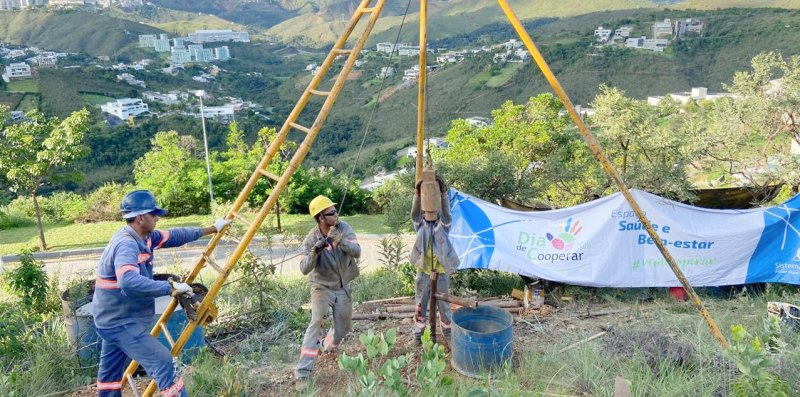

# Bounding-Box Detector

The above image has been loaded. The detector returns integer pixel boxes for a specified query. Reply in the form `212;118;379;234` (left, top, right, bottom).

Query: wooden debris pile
352;293;556;321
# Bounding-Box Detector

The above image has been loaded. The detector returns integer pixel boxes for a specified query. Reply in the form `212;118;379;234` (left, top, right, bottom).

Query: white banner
448;189;800;287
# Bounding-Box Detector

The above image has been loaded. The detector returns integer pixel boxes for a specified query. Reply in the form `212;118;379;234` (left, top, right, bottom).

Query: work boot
413;332;422;345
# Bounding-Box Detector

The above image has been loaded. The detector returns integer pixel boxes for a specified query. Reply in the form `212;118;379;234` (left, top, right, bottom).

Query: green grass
485;62;524;88
5;79;39;93
79;93;116;107
15;93;38;111
0;213;390;255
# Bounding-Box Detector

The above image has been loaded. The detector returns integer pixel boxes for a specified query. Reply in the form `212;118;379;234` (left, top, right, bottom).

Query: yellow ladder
119;0;388;394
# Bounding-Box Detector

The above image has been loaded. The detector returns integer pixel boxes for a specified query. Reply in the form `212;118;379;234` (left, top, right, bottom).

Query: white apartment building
614;26;632;40
187;30;249;44
153;38;170;52
139;34;156;48
213;46;230;61
198;106;235;123
594;26;612;42
377;66;395;78
675;18;705;36
101;98;149;119
376;42;397;53
2;62;32;82
647;87;739;106
170;48;192;64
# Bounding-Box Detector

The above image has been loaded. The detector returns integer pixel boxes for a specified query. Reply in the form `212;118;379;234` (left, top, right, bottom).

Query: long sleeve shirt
409;191;460;274
92;225;201;329
299;220;360;290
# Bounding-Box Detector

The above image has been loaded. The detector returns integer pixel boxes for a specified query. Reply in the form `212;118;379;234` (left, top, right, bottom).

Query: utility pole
195;90;215;208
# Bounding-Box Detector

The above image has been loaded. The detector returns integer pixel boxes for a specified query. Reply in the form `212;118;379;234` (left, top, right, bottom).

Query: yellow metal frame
121;0;389;394
122;0;728;394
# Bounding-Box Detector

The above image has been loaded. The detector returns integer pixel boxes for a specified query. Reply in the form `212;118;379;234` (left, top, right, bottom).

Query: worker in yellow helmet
294;195;361;390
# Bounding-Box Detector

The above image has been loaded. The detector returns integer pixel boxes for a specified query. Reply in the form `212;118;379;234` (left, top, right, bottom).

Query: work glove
436;175;447;195
169;280;194;298
327;226;344;244
312;238;328;254
214;218;232;233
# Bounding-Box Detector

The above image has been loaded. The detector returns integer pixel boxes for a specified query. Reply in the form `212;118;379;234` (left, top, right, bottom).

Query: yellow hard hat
309;195;335;217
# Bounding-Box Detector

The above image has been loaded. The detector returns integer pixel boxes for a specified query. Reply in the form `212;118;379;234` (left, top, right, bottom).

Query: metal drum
450;305;513;378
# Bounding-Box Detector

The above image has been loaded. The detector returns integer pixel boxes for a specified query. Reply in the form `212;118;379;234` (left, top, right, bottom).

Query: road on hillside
40;234;415;283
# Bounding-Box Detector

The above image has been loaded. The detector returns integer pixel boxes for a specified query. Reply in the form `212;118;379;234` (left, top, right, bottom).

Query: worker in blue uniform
92;190;231;397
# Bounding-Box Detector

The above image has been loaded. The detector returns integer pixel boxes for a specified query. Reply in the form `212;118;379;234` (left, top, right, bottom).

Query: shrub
4;250;50;312
79;182;132;223
40;191;88;223
0;208;33;230
3;196;36;219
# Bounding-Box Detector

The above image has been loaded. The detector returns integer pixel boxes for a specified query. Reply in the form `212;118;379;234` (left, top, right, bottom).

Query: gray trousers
294;285;352;379
413;272;452;336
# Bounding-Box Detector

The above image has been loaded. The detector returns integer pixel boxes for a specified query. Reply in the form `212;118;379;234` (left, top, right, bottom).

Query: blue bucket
451;305;513;378
65;295;205;368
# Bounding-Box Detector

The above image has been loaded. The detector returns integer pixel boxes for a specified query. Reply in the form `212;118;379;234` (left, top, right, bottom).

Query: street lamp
195;90;214;207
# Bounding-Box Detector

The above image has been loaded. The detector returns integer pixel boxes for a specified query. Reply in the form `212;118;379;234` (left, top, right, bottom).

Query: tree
696;52;800;200
438;94;593;207
133;131;207;216
591;85;703;202
0;108;90;251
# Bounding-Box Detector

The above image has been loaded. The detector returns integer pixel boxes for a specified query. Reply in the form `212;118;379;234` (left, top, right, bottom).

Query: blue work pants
95;322;187;397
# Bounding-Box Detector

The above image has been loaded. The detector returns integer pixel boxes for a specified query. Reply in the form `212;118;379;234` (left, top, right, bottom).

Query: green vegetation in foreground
4;79;39;93
0;213;390;255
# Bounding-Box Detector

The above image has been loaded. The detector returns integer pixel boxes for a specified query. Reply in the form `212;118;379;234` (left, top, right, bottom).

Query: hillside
290;7;800;171
264;0;800;47
109;5;254;36
0;9;163;57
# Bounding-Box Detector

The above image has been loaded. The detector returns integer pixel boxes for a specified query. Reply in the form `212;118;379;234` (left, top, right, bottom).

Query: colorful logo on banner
547;217;582;251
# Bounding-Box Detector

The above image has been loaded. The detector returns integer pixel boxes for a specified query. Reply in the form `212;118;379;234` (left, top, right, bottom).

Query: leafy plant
725;324;790;397
378;233;406;269
417;327;453;394
339;328;409;397
4;250;49;312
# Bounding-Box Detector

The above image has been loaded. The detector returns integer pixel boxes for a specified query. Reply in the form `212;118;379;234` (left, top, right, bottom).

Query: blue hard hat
120;190;168;219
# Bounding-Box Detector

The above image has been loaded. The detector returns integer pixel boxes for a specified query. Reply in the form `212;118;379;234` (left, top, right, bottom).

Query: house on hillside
647;87;739;106
652;19;673;38
101;98;149;120
594;26;612;42
2;62;32;82
197;106;235;124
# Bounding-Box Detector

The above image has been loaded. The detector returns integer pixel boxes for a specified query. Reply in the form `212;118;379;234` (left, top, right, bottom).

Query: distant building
153;38;170;52
48;0;85;8
376;42;397;53
213;46;231;61
8;110;25;123
142;91;179;105
647;87;738;106
170;48;192;64
464;117;491;128
30;53;57;67
198;106;235;123
2;62;32;82
594;26;612;42
652;19;673;38
101;98;149;119
377;66;395;78
172;38;185;48
614;26;632;40
503;39;523;50
138;34;157;48
675;18;705;37
187;29;249;44
397;44;421;56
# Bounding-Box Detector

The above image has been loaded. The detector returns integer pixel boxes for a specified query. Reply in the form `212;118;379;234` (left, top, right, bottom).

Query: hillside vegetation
292;8;800;171
265;0;800;46
0;9;163;56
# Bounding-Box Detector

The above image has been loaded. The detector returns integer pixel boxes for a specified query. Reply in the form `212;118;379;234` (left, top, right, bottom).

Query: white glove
214;218;232;233
170;281;194;298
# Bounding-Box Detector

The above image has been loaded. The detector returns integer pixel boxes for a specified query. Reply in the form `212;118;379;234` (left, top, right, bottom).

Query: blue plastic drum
451;305;513;378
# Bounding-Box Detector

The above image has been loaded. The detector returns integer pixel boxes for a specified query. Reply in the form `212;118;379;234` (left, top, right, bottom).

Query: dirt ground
68;298;650;397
